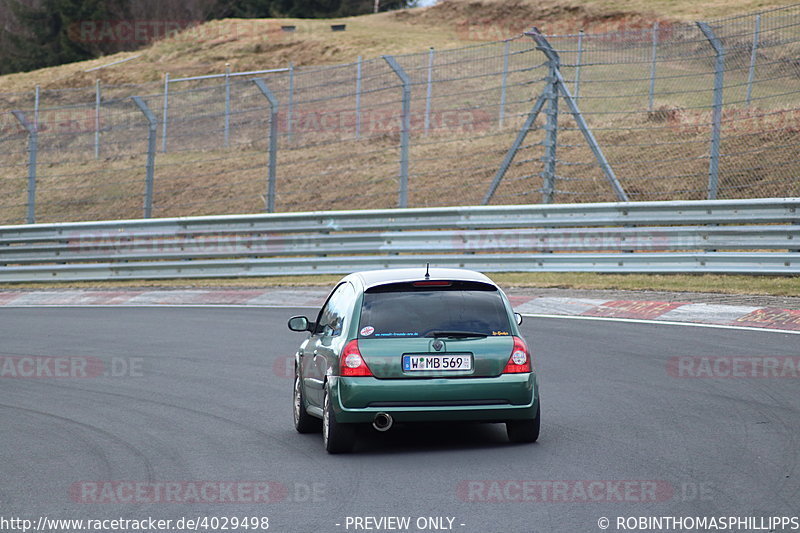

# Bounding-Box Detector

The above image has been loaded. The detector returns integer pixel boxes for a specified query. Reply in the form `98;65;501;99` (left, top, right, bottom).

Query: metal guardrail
0;199;798;282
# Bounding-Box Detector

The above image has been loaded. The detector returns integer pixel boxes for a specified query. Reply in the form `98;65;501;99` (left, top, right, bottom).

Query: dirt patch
396;0;668;38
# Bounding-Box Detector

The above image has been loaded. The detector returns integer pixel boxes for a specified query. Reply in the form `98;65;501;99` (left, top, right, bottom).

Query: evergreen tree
1;0;118;74
0;0;417;75
219;0;277;18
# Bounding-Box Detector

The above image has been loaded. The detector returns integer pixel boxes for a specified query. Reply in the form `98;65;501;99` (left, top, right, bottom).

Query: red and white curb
1;289;799;333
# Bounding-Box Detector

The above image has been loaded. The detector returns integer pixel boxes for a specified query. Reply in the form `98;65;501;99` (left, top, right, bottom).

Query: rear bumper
330;373;538;424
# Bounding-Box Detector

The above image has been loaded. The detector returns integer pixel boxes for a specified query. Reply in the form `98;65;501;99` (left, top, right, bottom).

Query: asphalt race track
1;307;798;533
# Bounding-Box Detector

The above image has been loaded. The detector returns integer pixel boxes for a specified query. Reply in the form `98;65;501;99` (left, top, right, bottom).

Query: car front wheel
323;384;355;454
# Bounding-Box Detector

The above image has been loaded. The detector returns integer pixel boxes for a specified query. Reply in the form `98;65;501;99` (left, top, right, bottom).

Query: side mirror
514;312;523;326
288;316;311;332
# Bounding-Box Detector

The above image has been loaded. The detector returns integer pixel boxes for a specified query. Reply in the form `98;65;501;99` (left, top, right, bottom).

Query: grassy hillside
0;0;793;93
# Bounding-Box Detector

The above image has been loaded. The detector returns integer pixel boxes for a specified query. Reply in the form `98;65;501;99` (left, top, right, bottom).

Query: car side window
315;282;355;337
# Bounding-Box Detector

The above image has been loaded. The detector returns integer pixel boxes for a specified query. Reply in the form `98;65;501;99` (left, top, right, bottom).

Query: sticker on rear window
492;331;510;336
360;326;375;336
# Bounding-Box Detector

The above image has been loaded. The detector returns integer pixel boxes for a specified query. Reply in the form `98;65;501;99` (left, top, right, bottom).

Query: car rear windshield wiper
424;330;488;338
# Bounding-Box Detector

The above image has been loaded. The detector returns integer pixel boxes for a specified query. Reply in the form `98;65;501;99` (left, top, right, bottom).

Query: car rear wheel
293;369;321;434
506;401;540;443
322;384;355;454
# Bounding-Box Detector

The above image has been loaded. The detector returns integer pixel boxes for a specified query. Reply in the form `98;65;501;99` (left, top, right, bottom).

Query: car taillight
340;339;373;377
503;336;531;373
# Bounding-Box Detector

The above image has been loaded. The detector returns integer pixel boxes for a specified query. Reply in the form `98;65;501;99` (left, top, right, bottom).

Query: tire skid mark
17;378;336;477
740;379;800;507
0;401;157;511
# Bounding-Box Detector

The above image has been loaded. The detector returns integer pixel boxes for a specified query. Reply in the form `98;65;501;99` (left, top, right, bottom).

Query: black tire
293;369;321;434
322;384;355;454
506;401;540;443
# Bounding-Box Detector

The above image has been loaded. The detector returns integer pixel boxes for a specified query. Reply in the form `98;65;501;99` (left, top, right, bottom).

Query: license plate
402;354;472;372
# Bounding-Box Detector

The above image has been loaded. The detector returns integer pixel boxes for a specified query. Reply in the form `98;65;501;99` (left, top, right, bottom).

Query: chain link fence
504;5;800;205
1;4;799;224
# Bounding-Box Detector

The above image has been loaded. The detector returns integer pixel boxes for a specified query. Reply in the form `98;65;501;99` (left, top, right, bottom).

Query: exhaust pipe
372;412;393;432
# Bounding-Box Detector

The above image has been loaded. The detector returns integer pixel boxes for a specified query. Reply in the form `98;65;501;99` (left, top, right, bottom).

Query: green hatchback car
287;267;540;453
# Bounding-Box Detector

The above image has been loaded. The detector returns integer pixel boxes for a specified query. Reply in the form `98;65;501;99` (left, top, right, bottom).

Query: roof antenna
424;263;430;279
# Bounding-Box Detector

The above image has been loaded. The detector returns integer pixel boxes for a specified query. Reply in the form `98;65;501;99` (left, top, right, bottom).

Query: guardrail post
253;79;279;213
131;97;157;218
527;28;629;202
746;14;760;107
11;111;38;224
383;55;411;208
161;72;170;153
697;22;725;200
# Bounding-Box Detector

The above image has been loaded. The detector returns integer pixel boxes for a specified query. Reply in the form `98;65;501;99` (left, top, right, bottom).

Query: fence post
424;48;434;135
355;56;363;139
649;22;659;111
383;55;410;208
542;51;559;204
527;28;629;202
161;72;170;153
482;94;547;205
94;79;101;159
34;85;40;132
574;30;584;100
287;62;294;143
697;22;724;200
499;40;510;128
11;111;37;224
224;64;231;147
131;97;157;219
253;79;279;213
746;14;761;107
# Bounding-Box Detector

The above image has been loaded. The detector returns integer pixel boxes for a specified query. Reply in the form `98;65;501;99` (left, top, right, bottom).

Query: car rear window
358;281;511;338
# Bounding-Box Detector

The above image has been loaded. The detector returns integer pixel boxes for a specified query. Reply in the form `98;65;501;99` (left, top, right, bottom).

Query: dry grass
0;0;794;94
493;272;800;296
3;273;799;297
